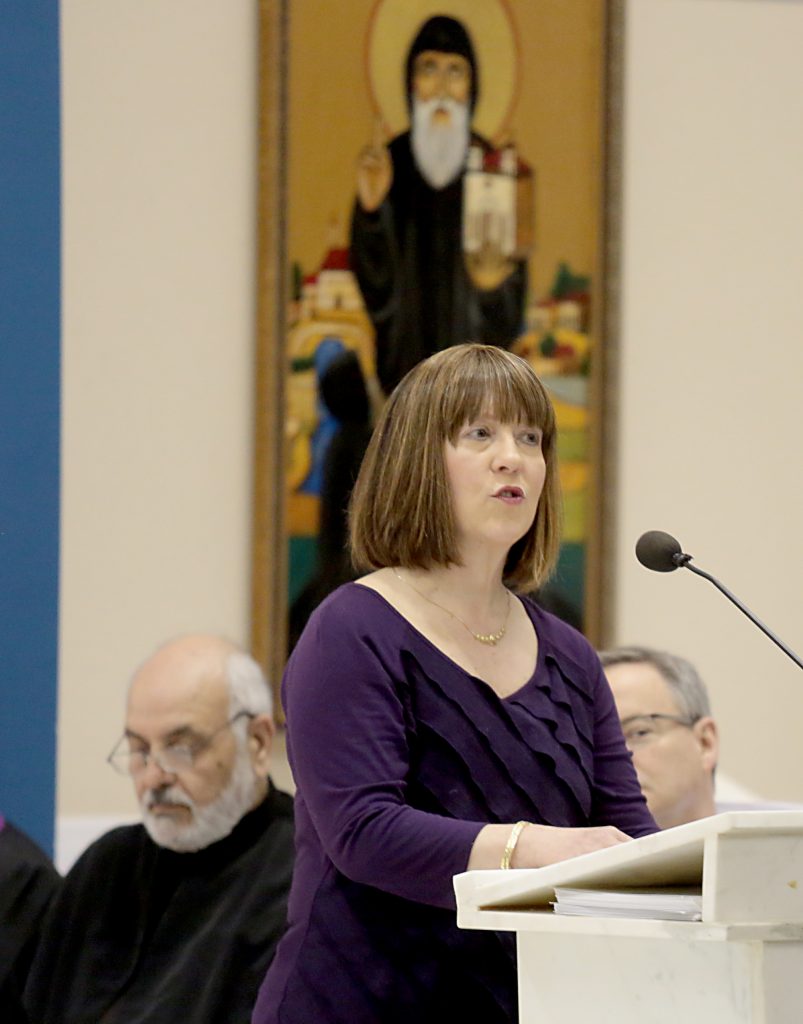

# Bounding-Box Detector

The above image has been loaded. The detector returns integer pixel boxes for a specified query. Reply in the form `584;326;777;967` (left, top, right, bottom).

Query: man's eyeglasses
106;710;254;776
620;713;698;749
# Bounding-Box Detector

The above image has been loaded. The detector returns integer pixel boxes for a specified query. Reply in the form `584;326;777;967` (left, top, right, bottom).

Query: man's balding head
122;635;274;852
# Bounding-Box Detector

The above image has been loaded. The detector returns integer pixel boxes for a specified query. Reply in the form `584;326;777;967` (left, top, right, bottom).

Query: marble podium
454;811;803;1024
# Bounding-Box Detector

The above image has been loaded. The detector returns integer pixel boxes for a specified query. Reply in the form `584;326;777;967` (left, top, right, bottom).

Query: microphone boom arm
682;561;803;671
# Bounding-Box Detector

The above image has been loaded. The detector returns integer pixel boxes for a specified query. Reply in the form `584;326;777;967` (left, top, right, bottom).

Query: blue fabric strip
0;0;61;854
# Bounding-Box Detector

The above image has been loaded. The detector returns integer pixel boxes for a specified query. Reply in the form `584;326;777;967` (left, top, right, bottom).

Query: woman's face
444;413;546;554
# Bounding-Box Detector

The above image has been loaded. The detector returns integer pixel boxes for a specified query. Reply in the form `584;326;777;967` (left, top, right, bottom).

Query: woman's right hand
511;823;631;868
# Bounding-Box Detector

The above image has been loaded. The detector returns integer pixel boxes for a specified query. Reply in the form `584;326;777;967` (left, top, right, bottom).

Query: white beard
411;95;470;189
140;744;261;853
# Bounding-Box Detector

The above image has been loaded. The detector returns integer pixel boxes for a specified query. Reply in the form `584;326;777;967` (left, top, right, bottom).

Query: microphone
635;530;803;671
635;530;692;572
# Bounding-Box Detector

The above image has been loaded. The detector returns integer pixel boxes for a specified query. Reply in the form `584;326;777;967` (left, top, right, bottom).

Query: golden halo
365;0;520;143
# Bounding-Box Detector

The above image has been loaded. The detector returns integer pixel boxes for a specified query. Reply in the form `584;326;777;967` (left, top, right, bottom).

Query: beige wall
614;0;803;801
59;0;259;819
58;0;803;837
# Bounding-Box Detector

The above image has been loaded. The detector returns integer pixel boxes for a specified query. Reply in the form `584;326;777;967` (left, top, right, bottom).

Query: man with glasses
598;646;719;830
24;634;294;1024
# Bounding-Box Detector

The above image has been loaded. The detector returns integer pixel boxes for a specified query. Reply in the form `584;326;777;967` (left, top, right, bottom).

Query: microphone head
635;530;684;572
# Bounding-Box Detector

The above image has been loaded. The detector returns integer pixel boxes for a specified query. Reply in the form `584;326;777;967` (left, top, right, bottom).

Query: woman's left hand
510;822;631;868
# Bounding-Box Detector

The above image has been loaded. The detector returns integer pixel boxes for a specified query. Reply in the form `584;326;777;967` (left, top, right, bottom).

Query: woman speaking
252;344;656;1023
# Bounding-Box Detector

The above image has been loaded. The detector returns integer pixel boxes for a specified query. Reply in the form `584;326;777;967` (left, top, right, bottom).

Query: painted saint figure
350;15;529;395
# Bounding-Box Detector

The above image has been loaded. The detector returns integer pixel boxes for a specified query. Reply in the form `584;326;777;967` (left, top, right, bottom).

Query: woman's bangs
489;363;554;432
440;369;490;437
440;355;554;437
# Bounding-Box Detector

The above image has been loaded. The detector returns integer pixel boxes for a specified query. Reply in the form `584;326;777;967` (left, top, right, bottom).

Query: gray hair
226;649;273;720
597;645;712;722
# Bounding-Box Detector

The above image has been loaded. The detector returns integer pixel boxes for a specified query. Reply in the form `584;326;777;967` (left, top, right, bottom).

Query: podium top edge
453;810;803;910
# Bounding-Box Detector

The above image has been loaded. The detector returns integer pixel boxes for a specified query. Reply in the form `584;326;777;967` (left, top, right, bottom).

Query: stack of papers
552;886;703;921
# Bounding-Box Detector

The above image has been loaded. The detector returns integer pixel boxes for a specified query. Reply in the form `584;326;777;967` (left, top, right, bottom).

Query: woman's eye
467;426;490;440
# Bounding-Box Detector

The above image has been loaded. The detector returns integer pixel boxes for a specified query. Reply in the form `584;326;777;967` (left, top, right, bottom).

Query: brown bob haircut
349;343;561;591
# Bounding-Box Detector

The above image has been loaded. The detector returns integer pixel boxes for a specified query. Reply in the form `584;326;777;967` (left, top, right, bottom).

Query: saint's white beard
411;95;470;189
140;742;260;853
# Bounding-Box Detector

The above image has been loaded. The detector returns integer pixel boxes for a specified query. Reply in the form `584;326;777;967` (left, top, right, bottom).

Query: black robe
350;131;527;395
23;785;294;1024
0;819;61;1022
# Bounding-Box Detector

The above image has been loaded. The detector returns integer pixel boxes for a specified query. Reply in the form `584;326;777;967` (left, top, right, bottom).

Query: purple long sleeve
284;591;486;909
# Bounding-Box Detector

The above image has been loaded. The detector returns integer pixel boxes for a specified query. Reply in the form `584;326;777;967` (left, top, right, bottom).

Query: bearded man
24;635;294;1024
350;14;528;395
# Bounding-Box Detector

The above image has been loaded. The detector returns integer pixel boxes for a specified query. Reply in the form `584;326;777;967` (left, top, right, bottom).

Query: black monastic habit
350;131;527;396
0;818;61;1022
24;784;293;1024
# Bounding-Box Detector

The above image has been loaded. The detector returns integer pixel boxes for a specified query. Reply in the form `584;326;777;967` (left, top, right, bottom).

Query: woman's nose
492;432;521;470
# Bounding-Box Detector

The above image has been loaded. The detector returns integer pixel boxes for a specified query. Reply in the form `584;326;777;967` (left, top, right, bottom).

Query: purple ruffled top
252;583;656;1023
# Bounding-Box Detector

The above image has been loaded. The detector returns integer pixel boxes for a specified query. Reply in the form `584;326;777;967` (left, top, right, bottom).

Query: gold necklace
393;570;511;646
